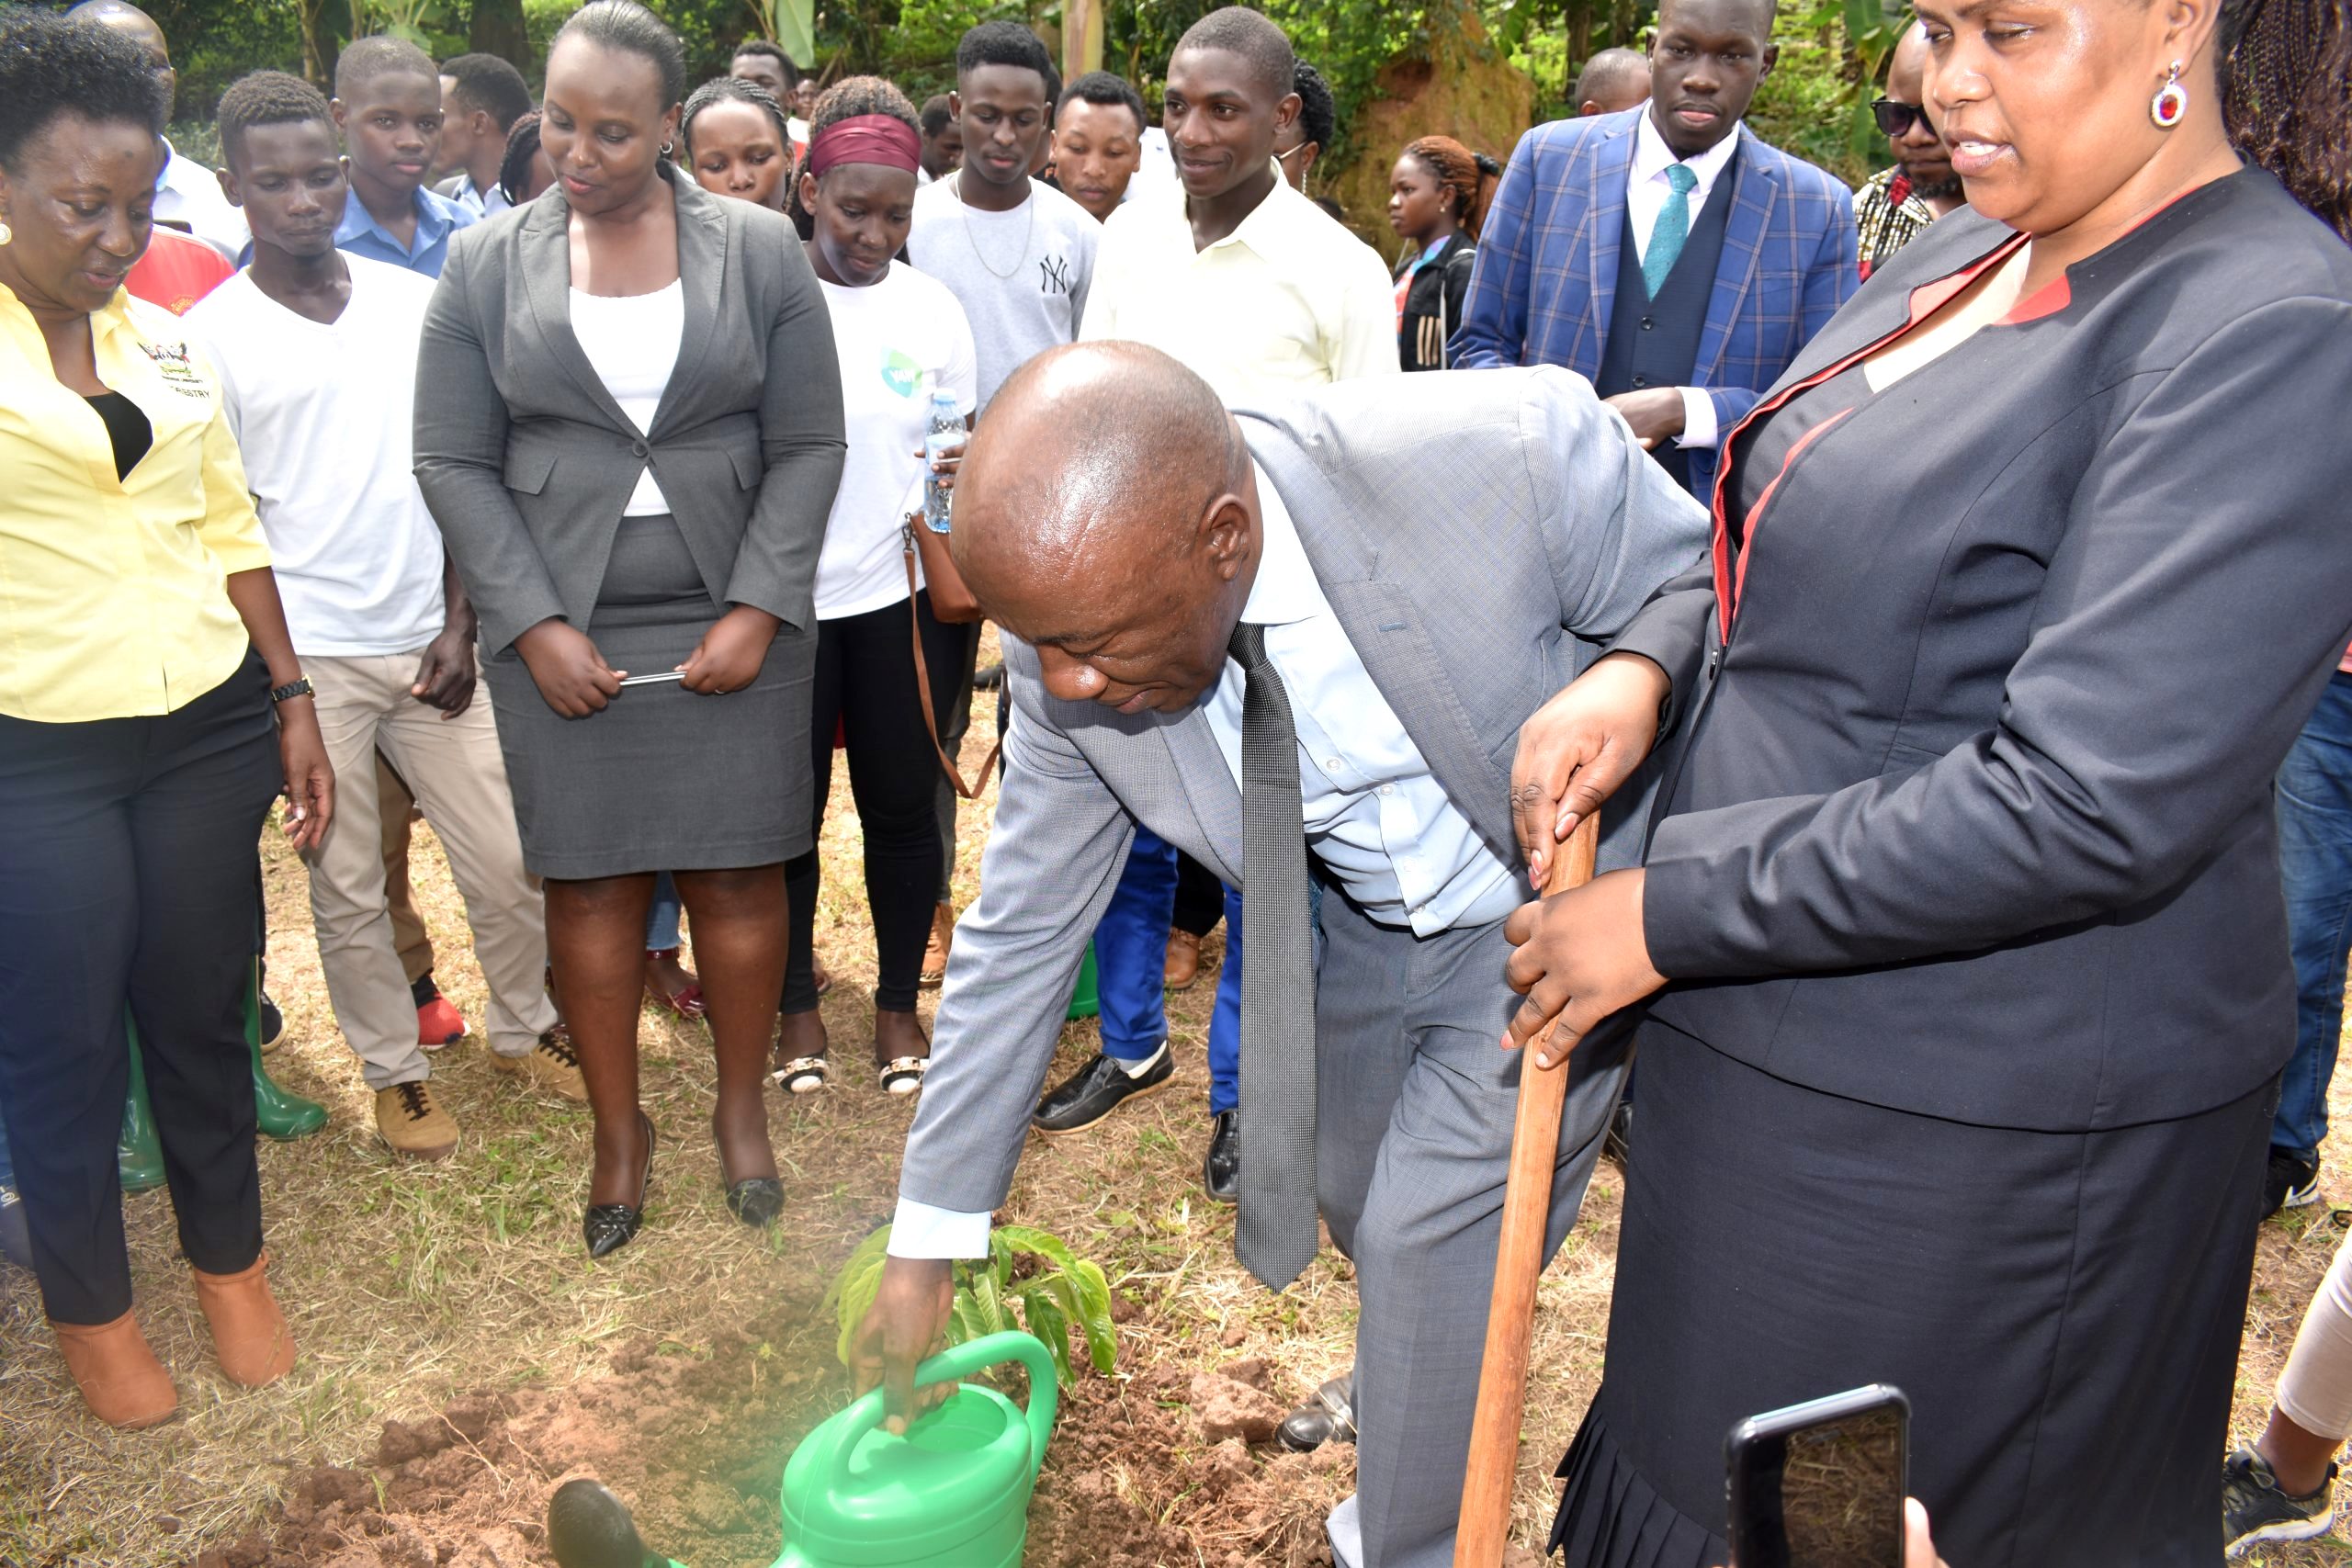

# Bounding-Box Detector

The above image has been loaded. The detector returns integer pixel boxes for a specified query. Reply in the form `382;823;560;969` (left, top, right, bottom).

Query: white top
1082;164;1398;405
186;254;447;655
570;280;684;515
1623;109;1744;452
815;264;979;619
889;461;1518;1262
907;175;1098;411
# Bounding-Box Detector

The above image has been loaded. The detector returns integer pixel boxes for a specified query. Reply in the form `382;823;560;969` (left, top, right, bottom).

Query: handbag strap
905;525;1000;801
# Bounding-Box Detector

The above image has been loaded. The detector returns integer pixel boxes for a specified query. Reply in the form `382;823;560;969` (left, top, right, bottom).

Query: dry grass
0;635;2347;1565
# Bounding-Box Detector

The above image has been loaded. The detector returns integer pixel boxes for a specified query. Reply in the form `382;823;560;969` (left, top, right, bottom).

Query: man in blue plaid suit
1453;0;1858;500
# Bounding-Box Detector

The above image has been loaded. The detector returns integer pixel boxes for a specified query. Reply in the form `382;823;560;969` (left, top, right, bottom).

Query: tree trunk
469;0;532;73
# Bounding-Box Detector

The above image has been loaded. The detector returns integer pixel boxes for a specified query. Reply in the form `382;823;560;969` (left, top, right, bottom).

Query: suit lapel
518;191;633;431
651;172;724;436
1588;117;1637;355
1155;716;1244;886
1244;425;1517;863
1694;131;1775;389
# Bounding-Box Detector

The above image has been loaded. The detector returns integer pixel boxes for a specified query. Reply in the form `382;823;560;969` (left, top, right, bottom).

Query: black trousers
1172;852;1227;939
786;592;963;1014
0;650;279;1325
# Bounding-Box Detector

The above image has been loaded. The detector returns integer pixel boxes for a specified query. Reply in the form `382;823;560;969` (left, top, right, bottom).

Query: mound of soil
176;1314;1357;1568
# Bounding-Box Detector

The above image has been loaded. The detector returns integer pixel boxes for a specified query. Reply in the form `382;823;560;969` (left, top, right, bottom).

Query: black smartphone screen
1728;1390;1905;1568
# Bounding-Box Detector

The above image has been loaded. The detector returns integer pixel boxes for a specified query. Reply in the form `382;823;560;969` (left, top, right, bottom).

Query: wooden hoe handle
1453;815;1601;1568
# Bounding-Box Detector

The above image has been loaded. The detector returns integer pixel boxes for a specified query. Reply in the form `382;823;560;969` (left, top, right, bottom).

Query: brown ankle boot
190;1252;296;1388
49;1310;178;1428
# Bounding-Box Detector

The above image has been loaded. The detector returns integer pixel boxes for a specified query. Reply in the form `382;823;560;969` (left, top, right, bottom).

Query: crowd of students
5;0;2352;1561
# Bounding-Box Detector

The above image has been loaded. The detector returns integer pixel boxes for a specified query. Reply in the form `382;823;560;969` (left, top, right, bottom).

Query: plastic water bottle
922;390;961;534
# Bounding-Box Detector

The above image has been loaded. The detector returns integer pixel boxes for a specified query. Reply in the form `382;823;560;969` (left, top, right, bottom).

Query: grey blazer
1612;167;2352;1134
413;165;846;654
899;367;1710;1215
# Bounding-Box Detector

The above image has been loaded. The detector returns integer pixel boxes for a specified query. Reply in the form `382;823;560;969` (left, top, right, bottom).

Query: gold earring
2151;60;2188;128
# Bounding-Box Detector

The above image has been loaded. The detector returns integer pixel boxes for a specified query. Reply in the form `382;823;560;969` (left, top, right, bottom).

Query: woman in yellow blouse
0;10;332;1429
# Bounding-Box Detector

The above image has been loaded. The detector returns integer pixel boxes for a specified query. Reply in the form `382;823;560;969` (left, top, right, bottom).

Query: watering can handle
825;1330;1059;1484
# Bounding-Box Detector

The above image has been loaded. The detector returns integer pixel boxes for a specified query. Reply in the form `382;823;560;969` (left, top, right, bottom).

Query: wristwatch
270;676;315;705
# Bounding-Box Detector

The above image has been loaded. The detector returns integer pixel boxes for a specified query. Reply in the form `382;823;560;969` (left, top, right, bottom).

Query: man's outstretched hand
850;1255;956;1434
1510;652;1670;888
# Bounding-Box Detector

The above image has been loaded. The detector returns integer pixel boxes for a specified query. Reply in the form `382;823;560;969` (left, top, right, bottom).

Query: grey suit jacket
899;367;1709;1215
413;165;846;654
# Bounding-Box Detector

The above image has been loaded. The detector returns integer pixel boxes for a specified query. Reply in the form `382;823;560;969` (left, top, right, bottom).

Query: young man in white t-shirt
904;21;1101;986
189;71;576;1160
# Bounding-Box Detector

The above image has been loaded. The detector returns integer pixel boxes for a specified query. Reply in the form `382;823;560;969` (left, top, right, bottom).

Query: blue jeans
645;871;681;951
1206;885;1244;1115
1095;828;1178;1060
2276;670;2352;1161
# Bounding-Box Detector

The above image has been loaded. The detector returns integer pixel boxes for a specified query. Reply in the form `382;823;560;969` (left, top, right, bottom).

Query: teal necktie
1643;163;1701;298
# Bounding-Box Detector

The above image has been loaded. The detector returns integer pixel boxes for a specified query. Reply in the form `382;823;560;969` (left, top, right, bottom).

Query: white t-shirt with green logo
813;262;979;620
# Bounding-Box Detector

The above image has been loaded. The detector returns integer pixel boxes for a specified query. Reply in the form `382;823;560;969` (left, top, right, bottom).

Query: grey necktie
1227;621;1318;1290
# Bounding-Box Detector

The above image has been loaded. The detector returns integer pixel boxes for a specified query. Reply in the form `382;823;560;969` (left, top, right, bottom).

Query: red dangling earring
2151;60;2188;128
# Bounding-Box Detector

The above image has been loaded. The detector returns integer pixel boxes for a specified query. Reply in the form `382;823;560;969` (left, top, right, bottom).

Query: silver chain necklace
951;169;1035;282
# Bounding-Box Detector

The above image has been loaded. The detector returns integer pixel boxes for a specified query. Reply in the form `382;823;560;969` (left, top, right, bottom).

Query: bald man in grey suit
854;343;1707;1568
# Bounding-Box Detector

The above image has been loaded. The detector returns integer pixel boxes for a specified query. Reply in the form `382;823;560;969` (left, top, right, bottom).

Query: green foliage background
147;0;1905;196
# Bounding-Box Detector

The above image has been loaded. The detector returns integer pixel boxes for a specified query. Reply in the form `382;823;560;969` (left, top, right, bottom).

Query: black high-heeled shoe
724;1177;784;1227
582;1111;654;1258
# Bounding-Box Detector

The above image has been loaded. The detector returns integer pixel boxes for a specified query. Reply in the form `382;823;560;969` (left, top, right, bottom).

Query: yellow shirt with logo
0;282;269;723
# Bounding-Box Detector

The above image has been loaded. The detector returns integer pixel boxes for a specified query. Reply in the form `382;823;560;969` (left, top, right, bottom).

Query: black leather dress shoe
1032;1047;1173;1134
1202;1109;1239;1202
548;1477;662;1568
725;1177;784;1227
1603;1099;1634;1166
583;1112;654;1258
1277;1370;1358;1453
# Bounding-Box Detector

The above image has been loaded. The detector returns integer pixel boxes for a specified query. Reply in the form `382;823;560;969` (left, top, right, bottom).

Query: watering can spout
548;1477;672;1568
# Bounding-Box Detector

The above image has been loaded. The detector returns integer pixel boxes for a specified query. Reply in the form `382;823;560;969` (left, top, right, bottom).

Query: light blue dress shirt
334;185;478;279
449;176;514;220
890;462;1520;1259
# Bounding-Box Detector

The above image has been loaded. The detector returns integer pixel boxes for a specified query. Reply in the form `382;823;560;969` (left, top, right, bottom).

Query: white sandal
877;1055;927;1096
773;1055;830;1094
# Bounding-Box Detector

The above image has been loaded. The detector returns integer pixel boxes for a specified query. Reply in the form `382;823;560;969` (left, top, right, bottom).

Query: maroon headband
808;114;922;178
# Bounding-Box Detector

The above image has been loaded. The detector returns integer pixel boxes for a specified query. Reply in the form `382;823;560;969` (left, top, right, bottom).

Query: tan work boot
491;1026;588;1101
920;902;955;988
190;1252;296;1388
375;1080;459;1159
1165;930;1203;991
50;1309;177;1428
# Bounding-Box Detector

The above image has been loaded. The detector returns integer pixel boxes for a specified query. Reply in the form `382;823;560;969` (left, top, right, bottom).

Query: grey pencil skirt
484;513;814;881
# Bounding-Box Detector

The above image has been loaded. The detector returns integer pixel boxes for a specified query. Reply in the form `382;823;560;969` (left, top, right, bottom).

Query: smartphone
1725;1384;1909;1568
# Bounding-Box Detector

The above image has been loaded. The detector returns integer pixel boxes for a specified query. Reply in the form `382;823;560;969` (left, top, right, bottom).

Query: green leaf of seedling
823;1225;896;1371
1019;1290;1077;1388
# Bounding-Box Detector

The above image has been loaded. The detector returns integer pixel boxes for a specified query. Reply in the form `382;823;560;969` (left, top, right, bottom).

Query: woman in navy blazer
1502;0;2352;1559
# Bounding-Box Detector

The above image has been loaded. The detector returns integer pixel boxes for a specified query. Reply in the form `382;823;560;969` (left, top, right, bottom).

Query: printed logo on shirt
879;347;923;400
140;339;212;400
1039;254;1074;296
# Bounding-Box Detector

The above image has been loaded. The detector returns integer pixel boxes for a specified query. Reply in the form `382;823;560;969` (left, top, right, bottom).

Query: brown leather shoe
491;1027;589;1101
1165;930;1203;991
376;1080;459;1159
50;1310;177;1428
191;1252;297;1388
920;902;954;988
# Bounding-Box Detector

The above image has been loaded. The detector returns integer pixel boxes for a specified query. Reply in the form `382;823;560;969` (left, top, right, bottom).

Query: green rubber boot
248;960;326;1140
119;1022;166;1194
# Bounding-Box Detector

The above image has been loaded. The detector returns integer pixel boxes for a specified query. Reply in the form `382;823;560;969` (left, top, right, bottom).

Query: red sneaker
417;995;469;1049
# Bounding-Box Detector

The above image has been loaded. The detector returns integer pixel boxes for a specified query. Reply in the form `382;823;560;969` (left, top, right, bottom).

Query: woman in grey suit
1503;0;2352;1559
414;0;845;1258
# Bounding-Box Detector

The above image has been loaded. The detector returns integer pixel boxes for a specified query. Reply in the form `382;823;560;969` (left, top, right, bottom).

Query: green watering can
548;1331;1058;1568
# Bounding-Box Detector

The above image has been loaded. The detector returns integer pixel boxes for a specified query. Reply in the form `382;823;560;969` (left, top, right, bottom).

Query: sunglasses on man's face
1871;97;1934;139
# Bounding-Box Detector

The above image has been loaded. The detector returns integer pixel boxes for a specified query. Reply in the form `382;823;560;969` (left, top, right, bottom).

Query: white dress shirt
890;463;1519;1259
153;139;248;263
1623;109;1741;452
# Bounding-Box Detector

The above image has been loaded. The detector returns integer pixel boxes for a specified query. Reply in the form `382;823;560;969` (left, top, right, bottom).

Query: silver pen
616;671;687;688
